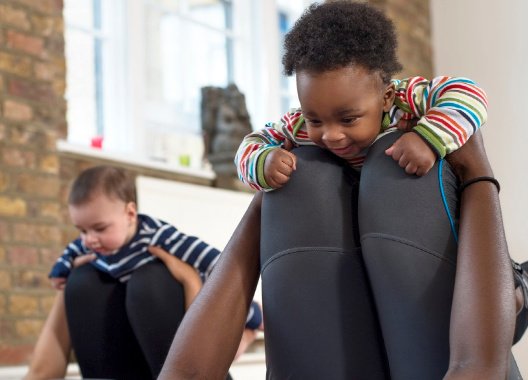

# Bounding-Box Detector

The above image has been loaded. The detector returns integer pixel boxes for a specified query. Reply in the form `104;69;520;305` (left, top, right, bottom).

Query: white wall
431;0;528;375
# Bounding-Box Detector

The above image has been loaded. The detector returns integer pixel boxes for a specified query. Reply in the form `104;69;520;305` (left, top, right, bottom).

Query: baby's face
297;65;394;164
69;193;137;255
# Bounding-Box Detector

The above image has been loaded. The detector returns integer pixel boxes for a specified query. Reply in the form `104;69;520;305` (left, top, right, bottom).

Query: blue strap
438;159;458;243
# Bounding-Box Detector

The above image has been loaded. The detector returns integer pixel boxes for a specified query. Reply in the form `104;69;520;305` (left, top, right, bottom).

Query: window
63;0;308;170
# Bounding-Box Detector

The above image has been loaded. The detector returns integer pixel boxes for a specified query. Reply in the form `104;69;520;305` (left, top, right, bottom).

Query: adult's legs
260;146;389;379
126;260;186;378
359;132;521;379
65;264;152;380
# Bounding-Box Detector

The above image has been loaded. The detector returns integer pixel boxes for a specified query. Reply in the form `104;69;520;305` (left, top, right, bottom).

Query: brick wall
0;0;67;364
376;0;433;78
0;0;433;366
0;1;216;364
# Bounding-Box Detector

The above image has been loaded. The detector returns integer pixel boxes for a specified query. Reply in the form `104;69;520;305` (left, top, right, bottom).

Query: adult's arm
158;192;263;379
24;291;70;380
444;130;516;379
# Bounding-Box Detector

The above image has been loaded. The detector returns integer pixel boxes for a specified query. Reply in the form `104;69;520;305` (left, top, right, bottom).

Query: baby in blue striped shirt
34;165;262;379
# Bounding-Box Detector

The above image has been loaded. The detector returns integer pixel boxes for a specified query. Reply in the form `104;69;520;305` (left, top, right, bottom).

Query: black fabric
261;146;389;379
359;132;458;380
260;133;521;379
65;260;186;379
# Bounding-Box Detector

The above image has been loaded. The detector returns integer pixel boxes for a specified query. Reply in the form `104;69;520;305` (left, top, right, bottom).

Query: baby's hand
264;146;297;189
50;277;67;290
385;133;436;176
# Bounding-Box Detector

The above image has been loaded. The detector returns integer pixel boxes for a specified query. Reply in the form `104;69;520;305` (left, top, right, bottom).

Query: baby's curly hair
283;1;402;83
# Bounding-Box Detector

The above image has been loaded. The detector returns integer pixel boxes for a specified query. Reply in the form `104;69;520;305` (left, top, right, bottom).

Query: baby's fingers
281;150;297;171
73;253;96;268
268;170;293;188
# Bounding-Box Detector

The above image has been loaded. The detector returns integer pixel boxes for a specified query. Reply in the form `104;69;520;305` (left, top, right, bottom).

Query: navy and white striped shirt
50;213;262;329
50;214;220;282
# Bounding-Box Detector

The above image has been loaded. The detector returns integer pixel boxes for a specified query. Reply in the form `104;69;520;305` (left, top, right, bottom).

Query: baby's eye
95;226;107;233
342;117;356;124
305;118;322;126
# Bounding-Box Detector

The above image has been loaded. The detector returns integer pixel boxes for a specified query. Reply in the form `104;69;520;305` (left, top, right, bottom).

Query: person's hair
282;1;402;83
68;165;137;206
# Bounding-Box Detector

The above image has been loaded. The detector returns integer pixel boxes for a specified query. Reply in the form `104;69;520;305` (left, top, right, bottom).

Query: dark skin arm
157;192;262;380
443;130;516;379
158;131;515;379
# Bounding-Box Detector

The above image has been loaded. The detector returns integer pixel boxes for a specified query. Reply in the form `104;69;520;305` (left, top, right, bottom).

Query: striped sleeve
152;220;221;280
49;239;86;278
392;76;488;157
235;109;304;191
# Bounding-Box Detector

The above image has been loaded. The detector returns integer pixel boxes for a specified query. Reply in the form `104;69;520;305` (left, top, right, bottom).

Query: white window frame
62;0;309;173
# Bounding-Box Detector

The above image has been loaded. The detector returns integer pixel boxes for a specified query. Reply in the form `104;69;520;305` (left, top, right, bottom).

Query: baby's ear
126;202;138;217
383;83;396;112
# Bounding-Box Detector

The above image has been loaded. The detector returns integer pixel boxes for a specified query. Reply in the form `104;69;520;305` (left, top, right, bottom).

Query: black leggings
65;260;186;380
260;132;521;379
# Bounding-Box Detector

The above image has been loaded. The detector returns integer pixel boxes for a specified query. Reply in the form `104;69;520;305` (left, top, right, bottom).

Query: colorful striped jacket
49;213;262;329
235;76;488;191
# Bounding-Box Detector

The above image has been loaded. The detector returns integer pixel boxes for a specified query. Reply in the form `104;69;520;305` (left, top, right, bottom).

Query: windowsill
56;140;216;181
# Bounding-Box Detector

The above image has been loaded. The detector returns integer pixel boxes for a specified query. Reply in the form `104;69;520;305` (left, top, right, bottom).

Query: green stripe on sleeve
256;148;274;190
413;124;447;158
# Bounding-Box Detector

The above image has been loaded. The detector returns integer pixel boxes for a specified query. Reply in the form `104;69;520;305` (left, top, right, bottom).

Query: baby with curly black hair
235;1;488;191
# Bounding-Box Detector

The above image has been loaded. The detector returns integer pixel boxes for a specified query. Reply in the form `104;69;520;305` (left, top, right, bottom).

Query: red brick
14;270;50;288
0;270;11;290
12;223;62;245
0;246;5;263
15;318;43;339
40;247;60;266
0;220;10;242
36;200;62;221
0;52;32;77
2;147;36;168
44;36;65;59
40;294;56;313
0;344;33;366
15;0;63;15
8;78;55;103
34;61;56;81
4;100;33;122
16;173;60;198
30;14;55;37
0;123;5;140
6;30;44;57
7;246;39;266
0;196;27;217
0;319;16;341
39;154;59;174
0;4;31;30
8;125;38;146
9;294;39;316
52;77;66;96
0;171;7;191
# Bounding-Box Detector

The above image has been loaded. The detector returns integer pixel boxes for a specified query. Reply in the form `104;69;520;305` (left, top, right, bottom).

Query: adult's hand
158;192;263;379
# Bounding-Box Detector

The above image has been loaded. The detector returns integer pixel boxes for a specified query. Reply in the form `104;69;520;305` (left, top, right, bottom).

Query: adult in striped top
43;165;261;379
235;75;488;192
